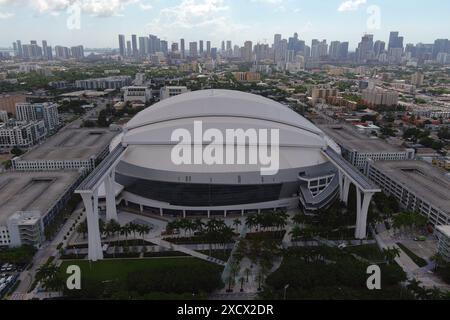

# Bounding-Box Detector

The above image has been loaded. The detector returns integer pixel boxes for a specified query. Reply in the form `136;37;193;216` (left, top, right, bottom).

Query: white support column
140;204;143;213
355;190;374;239
207;211;211;218
338;170;344;200
81;191;103;261
342;177;351;205
160;208;163;217
105;170;118;222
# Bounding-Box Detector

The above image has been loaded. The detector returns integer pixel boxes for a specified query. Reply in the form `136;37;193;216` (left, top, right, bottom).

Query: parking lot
0;263;20;298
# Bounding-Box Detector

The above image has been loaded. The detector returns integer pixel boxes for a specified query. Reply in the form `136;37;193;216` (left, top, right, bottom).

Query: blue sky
0;0;449;49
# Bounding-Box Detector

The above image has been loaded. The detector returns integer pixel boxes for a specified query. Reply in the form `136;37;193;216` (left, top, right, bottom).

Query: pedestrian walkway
148;238;226;266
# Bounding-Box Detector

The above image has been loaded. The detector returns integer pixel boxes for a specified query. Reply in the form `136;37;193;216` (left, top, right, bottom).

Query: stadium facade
109;89;340;217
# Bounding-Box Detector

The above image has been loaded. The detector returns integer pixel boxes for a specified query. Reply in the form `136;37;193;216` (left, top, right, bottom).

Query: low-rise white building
159;86;189;100
123;86;152;103
436;226;450;262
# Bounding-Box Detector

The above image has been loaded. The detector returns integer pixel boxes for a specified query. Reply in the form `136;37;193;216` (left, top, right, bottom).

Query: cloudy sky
0;0;449;49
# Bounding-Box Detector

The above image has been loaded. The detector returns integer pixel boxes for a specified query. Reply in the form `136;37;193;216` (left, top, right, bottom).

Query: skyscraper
357;34;374;62
189;42;198;57
206;41;211;56
339;42;349;60
243;41;253;62
374;40;386;58
16;40;23;57
42;40;48;60
388;32;404;51
329;41;341;60
126;41;132;57
199;40;204;55
180;39;185;59
131;35;138;57
139;37;147;57
118;34;126;57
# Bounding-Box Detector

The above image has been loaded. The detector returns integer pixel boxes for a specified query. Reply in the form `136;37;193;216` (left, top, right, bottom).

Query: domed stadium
111;89;339;217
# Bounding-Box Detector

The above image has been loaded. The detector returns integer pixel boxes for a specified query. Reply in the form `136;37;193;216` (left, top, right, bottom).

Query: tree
76;220;88;239
233;218;242;233
36;263;64;292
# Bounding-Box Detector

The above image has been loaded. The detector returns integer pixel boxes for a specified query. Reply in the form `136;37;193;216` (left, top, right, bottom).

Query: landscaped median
396;243;428;268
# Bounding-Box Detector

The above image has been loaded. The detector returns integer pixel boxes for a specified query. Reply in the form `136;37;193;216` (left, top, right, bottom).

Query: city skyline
1;0;450;48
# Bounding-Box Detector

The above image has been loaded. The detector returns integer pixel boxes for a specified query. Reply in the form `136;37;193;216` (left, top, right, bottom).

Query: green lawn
59;257;219;283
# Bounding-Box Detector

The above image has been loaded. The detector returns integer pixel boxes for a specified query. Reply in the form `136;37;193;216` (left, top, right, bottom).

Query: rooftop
370;160;450;215
20;128;117;161
319;124;405;153
0;171;81;225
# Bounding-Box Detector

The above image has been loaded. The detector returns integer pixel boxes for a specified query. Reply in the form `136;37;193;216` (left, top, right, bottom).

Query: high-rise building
433;39;450;59
15;102;60;132
42;40;48;60
139;37;147;57
16;40;23;57
339;42;349;60
329;41;341;60
71;45;84;59
357;34;374;62
243;41;253;62
374;40;386;57
126;41;132;57
131;35;138;57
189;42;198;57
161;40;168;55
180;39;185;59
118;34;126;57
206;41;211;56
199;40;204;55
388;31;404;51
54;46;71;60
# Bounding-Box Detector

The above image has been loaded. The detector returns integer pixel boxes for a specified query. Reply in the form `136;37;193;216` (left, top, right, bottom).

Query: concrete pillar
355;191;374;239
207;211;211;218
224;211;227;218
338;170;344;200
140;204;143;213
183;210;186;218
105;170;118;222
160;208;163;217
241;210;244;217
342;177;351;205
81;191;103;261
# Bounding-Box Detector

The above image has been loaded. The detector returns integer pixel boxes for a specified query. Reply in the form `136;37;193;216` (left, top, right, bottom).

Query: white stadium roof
115;90;330;173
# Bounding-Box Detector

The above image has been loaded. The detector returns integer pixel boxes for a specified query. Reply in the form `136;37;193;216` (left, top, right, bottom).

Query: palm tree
383;247;401;264
233;218;242;233
36;263;63;292
76;220;88;239
290;225;302;245
121;224;132;246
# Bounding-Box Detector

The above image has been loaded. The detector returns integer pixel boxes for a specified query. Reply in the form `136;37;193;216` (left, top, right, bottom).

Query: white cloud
146;0;248;40
338;0;367;12
139;2;153;11
250;0;283;4
0;11;14;19
0;0;147;17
